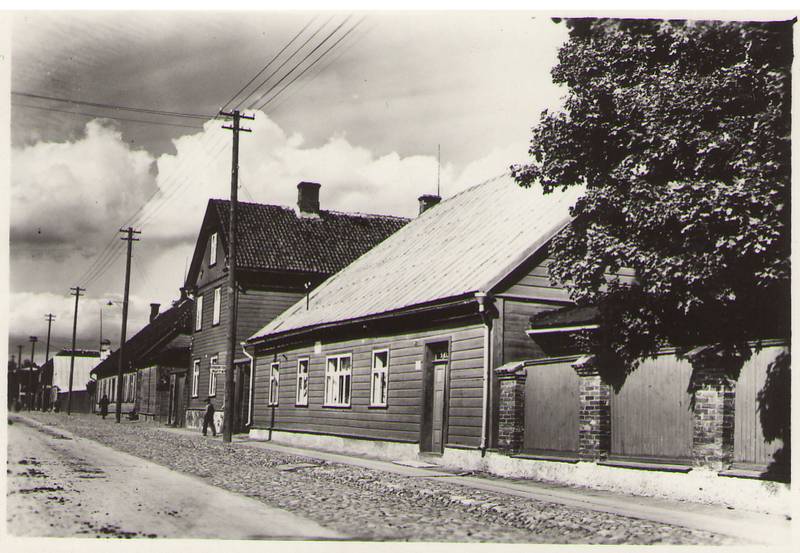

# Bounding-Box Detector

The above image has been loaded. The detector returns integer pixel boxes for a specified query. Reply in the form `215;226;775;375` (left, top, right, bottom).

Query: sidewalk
161;425;793;546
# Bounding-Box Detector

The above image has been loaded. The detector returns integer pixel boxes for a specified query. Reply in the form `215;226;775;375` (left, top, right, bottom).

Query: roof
91;298;194;378
185;199;409;286
529;305;600;329
250;173;585;343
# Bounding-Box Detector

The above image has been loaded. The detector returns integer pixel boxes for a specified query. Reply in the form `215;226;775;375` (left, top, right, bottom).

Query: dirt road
6;416;342;539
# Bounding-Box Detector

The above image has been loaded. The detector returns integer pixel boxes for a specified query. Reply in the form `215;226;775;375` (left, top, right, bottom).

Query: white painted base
185;409;225;432
248;428;791;516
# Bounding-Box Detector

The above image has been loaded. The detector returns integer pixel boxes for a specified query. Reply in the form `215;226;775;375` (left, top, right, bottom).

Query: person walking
202;397;216;437
99;394;110;420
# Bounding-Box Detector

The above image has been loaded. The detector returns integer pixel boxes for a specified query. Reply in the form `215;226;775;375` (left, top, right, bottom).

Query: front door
421;342;449;454
431;360;448;452
173;374;186;427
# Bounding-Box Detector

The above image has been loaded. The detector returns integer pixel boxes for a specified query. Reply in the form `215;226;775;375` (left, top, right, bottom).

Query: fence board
523;359;580;453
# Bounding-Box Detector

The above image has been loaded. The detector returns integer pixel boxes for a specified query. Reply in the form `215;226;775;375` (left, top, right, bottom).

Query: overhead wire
12;91;212;120
12;102;205;130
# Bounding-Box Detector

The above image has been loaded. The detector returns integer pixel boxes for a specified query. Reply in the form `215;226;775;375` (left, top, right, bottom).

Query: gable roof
91;297;194;378
185;199;409;286
249;173;585;343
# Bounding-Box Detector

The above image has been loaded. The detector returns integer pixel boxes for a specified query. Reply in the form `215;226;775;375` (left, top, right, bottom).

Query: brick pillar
691;366;736;468
573;357;611;461
494;362;526;453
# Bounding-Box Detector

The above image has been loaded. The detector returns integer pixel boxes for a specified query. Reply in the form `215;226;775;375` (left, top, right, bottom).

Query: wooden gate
733;344;788;467
523;358;581;454
610;354;694;461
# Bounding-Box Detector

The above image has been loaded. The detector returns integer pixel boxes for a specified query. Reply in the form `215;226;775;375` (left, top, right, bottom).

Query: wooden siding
733;344;788;467
189;285;302;411
523;359;581;453
137;366;169;420
252;322;485;448
501;299;557;362
611;354;694;460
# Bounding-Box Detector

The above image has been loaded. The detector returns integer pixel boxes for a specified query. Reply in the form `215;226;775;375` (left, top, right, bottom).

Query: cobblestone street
9;412;738;544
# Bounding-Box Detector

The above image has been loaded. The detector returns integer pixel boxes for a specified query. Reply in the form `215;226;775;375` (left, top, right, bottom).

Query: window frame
209;232;218;267
295;357;309;407
324;353;352;408
195;295;204;331
208;355;219;397
212;287;221;326
370;349;390;408
191;360;200;398
268;362;280;406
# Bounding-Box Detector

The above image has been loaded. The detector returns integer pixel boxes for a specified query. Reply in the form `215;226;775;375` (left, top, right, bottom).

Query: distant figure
99;394;110;419
202;398;216;437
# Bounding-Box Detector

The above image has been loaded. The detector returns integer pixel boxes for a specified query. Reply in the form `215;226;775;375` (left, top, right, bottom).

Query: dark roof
91;298;194;378
529;305;600;329
186;199;409;286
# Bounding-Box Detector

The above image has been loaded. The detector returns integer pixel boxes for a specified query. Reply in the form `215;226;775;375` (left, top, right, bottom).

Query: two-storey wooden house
183;181;408;432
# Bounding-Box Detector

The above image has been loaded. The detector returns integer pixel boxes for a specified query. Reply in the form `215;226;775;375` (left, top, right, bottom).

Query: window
296;358;309;406
324;354;352;407
208;356;219;397
195;295;203;331
191;360;200;398
269;362;280;406
370;349;389;407
212;287;221;326
209;232;218;266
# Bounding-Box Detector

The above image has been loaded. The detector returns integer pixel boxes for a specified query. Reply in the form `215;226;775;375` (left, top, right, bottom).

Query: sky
6;10;571;365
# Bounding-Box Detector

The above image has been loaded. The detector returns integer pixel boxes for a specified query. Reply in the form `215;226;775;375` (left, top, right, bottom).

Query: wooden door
524;359;581;454
174;374;186;427
431;361;447;453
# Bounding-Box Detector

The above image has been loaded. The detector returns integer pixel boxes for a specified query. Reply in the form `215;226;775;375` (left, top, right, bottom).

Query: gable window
191;360;200;398
296;358;309;406
208;355;219;397
209;232;218;266
269;362;280;406
370;349;389;407
195;295;203;331
324;354;352;407
212;287;221;326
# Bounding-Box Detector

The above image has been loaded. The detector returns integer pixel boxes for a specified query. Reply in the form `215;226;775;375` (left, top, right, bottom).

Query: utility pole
43;313;55;410
67;287;84;415
27;336;37;410
220;108;254;443
116;227;140;423
17;344;23;404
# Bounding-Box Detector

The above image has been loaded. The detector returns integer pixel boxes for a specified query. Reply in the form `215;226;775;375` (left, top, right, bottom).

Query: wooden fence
523;358;580;454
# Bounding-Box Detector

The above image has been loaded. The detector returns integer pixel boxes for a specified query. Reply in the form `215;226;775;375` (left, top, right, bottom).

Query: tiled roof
250;174;585;342
186;200;409;284
91;298;194;378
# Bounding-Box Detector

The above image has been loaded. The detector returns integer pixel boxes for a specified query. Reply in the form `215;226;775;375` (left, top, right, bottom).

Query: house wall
95;373;137;414
52;355;100;393
137;365;170;422
251;319;486;449
188;282;303;419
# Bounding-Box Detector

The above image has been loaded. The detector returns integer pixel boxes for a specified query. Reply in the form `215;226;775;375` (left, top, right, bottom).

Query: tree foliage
512;18;792;366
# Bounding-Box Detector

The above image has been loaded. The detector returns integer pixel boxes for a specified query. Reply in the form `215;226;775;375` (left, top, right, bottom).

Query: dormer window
209;232;218;267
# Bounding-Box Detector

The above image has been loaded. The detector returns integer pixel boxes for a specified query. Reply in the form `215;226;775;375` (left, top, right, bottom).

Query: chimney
418;194;441;215
100;339;112;360
297;181;321;216
149;303;160;323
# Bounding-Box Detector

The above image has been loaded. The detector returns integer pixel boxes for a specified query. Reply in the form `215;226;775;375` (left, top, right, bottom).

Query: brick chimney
297;181;321;216
418;194;441;215
149;303;160;323
100;339;112;360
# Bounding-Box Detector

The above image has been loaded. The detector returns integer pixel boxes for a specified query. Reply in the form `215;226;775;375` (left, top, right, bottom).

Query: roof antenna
437;144;441;197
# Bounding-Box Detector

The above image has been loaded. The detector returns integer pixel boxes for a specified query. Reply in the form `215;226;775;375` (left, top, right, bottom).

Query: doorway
421;341;450;454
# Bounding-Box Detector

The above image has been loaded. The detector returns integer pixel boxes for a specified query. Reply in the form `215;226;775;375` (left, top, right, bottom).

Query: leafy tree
513;18;792;367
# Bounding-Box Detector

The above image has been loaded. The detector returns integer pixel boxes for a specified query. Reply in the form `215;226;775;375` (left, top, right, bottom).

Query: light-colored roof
249;173;584;342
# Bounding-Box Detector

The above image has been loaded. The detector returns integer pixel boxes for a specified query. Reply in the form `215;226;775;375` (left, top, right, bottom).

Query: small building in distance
41;349;103;413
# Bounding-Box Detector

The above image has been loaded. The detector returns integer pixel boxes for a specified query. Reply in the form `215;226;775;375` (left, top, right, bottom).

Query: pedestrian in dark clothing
202;398;216;437
99;394;110;419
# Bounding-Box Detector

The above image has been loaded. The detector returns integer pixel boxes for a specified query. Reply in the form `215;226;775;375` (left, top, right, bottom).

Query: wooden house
244;174;585;459
183;182;408;432
42;349;102;413
91;295;193;422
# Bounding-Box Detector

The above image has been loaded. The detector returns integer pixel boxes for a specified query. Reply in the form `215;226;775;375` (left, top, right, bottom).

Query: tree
512;18;792;368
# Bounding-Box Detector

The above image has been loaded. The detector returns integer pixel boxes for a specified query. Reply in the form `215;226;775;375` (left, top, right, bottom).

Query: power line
12;91;212;120
221;15;318;112
258;16;365;112
12;102;205;130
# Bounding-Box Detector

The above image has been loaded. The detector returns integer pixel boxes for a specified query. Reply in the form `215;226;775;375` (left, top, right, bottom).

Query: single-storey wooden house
244;174;585;459
183;182;409;432
91;294;193;422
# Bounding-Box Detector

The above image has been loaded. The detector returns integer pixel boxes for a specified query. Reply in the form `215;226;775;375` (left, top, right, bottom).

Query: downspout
242;342;255;429
475;292;492;456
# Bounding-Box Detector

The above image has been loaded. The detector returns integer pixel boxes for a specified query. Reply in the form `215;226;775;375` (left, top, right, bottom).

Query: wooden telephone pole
43;313;55;410
219;108;254;443
67;287;84;415
116;227;140;423
27;336;37;410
